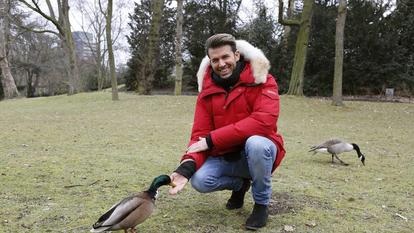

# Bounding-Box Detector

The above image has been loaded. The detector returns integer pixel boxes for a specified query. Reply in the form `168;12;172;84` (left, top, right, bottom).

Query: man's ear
234;50;240;61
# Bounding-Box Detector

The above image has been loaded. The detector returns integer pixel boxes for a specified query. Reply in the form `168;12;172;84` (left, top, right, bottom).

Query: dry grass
0;92;413;232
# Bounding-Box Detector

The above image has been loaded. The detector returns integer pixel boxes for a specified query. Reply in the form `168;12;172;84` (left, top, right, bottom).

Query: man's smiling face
208;45;240;79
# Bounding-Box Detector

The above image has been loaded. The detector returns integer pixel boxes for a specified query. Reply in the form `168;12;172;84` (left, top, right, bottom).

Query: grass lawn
1;92;413;232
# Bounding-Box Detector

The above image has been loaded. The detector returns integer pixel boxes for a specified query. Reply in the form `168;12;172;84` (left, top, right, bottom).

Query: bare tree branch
45;0;56;20
98;0;106;16
17;0;63;34
111;15;122;45
19;24;59;36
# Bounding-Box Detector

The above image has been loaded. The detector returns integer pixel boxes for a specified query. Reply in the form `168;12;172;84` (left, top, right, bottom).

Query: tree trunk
17;0;82;94
281;0;295;60
106;0;118;100
59;0;81;95
27;69;40;97
0;58;19;98
174;0;183;95
279;0;295;80
33;72;40;96
96;17;104;91
97;50;104;91
138;0;164;95
332;0;347;106
64;39;81;94
26;69;33;97
287;0;314;96
0;0;19;99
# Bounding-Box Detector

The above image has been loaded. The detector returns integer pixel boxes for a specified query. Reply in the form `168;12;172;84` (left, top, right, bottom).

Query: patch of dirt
37;214;69;228
343;95;414;103
16;205;32;220
310;95;414;103
192;224;219;233
269;192;331;215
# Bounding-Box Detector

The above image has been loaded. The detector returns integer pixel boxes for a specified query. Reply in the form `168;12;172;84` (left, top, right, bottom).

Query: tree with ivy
279;0;314;96
125;0;176;94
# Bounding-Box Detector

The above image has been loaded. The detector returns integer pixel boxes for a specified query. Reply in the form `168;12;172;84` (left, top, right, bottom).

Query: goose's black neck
352;143;366;165
352;143;361;153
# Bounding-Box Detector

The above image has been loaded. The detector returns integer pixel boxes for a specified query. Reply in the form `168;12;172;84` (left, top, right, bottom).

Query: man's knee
191;172;217;193
245;136;276;162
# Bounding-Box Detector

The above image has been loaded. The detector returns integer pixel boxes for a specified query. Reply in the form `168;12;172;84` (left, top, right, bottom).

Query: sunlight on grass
1;92;413;232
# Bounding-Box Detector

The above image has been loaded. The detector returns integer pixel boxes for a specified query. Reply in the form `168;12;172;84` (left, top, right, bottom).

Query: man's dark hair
205;33;237;57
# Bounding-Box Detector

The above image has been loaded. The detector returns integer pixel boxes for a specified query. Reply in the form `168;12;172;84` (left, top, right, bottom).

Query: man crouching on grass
169;33;285;231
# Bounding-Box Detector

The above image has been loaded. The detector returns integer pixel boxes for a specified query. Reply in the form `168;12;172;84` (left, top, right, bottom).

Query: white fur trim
197;56;211;92
197;40;270;92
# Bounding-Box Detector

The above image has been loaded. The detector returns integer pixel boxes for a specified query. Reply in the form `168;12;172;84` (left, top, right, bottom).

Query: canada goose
91;175;176;233
309;139;365;166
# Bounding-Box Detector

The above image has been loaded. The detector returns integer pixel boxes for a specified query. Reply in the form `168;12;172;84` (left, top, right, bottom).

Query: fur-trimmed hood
196;40;270;92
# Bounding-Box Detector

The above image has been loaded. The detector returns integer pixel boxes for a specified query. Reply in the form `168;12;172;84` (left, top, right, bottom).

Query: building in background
72;31;95;60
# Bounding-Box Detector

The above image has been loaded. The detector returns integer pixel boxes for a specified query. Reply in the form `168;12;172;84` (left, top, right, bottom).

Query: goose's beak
169;182;177;188
361;155;365;166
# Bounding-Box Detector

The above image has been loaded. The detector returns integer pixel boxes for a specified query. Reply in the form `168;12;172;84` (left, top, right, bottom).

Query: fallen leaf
284;225;295;232
305;221;317;227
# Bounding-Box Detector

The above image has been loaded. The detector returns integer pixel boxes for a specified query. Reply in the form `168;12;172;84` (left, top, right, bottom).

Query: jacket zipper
223;92;229;109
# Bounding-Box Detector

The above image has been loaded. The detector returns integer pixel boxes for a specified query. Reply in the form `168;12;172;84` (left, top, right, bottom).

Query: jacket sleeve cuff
174;160;196;180
206;134;214;149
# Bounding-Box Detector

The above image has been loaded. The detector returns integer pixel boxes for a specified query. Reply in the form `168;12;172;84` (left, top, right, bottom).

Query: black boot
245;203;269;230
226;179;251;210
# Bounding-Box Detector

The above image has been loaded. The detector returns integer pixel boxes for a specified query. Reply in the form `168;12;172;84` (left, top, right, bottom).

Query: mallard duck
90;175;176;233
309;139;365;166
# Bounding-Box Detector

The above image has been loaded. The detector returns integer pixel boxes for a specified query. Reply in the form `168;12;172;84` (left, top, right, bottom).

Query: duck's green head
147;175;176;197
152;175;175;188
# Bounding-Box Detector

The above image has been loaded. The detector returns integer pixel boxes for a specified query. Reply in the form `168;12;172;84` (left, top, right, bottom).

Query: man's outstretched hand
169;172;188;195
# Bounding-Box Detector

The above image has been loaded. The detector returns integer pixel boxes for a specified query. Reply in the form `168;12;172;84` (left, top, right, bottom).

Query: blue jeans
190;135;277;205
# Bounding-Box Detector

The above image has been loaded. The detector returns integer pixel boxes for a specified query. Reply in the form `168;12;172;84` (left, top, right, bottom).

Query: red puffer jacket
181;61;285;173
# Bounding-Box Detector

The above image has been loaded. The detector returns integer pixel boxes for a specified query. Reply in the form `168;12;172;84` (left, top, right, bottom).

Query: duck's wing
309;139;342;151
115;194;155;229
91;192;149;231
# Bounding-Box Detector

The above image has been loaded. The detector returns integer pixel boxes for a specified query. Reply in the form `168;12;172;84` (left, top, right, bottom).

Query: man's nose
218;59;226;67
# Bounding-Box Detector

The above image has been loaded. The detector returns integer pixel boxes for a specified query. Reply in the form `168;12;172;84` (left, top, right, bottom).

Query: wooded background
1;0;413;102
